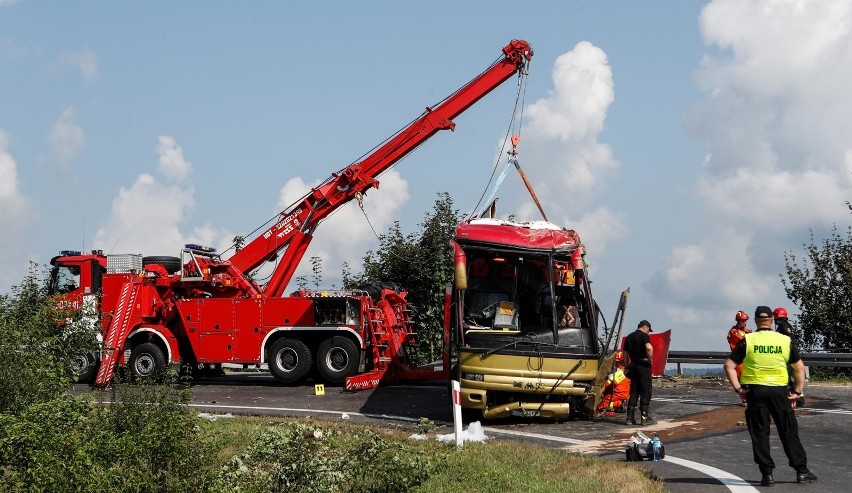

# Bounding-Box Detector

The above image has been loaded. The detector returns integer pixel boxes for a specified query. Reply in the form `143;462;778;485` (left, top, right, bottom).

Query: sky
3;1;852;352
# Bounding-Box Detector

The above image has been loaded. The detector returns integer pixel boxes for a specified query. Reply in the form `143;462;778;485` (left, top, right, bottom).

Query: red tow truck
49;40;533;390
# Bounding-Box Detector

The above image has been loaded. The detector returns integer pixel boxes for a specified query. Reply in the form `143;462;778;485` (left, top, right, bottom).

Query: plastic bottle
651;433;661;461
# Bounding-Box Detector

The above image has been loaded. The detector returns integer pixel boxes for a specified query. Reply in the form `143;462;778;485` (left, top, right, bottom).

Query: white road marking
483;426;584;444
187;402;427;423
664;456;758;493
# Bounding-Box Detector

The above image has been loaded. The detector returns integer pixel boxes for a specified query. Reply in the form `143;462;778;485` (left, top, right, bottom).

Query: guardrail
667;351;852;374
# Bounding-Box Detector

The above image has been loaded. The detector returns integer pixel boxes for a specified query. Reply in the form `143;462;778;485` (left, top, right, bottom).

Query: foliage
0;383;213;492
310;256;323;290
346;192;461;362
89;383;213;490
232;235;246;252
295;275;308;291
0;268;213;492
0;264;99;414
782;206;852;352
416;417;436;435
213;422;440;493
415;440;665;493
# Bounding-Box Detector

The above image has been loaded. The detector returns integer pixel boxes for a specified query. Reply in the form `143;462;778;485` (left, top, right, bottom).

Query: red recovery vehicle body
49;39;533;390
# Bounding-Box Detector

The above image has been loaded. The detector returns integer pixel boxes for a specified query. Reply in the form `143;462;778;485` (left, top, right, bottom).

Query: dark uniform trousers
745;384;808;474
626;364;652;414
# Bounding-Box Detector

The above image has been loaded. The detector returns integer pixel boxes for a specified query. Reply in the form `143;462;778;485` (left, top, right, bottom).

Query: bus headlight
462;372;484;381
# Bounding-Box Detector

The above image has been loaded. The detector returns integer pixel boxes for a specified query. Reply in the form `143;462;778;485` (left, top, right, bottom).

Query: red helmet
773;307;788;319
735;310;749;322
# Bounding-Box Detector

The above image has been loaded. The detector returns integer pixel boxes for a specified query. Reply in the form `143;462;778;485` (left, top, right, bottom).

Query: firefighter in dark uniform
773;307;794;337
624;319;653;426
773;306;804;406
724;306;817;487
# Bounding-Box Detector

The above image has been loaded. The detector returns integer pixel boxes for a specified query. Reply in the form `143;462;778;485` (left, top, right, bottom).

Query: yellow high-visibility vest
740;330;791;386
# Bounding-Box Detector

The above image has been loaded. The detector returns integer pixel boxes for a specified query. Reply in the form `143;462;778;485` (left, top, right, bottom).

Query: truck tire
70;352;98;383
269;338;312;384
128;342;166;379
142;256;181;274
316;336;359;384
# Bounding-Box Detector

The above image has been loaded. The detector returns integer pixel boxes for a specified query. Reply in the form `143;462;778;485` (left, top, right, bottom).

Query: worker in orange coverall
597;350;631;414
728;310;751;405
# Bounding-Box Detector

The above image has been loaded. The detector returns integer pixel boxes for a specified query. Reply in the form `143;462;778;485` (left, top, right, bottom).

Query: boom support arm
230;40;533;297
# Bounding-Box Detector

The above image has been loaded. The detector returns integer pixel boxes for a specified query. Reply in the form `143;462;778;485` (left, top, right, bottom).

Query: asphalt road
85;374;852;492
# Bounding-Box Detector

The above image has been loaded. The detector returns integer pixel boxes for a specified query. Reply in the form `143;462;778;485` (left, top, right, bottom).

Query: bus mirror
451;240;467;290
455;263;467;290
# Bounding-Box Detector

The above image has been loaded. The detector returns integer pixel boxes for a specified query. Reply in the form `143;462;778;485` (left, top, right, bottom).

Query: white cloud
652;0;852;349
93;137;233;257
0;129;31;292
520;41;618;204
497;41;621;252
0;130;25;220
526;41;614;142
93;173;196;255
565;207;627;256
59;47;98;81
48;107;84;169
652;229;772;308
156;135;192;182
698;167;849;231
275;169;410;282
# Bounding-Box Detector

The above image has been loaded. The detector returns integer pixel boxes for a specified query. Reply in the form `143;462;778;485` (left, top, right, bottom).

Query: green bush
0;383;213;492
0;266;99;413
213;422;444;493
1;268;213;492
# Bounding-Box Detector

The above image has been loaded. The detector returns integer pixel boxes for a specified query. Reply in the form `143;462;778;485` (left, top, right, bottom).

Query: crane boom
230;39;533;297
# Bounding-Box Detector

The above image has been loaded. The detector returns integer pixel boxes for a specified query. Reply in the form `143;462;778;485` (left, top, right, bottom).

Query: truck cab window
51;265;81;295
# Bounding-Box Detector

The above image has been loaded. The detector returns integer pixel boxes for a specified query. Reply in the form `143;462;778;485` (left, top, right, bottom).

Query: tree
782;203;852;353
310;256;323;291
0;264;99;413
409;192;462;360
346;193;461;362
295;275;308;291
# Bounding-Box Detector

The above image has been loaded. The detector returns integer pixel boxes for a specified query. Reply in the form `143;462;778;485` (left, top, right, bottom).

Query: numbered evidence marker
314;384;325;396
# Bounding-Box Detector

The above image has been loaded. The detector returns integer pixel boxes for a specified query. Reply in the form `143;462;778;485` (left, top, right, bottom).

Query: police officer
624;320;653;426
724;306;817;486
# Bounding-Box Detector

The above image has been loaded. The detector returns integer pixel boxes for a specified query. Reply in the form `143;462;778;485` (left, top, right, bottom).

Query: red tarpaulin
620;329;671;377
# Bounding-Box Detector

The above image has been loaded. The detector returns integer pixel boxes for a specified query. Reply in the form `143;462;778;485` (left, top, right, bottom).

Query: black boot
640;407;653;425
626;407;637;425
760;473;774;487
796;470;817;483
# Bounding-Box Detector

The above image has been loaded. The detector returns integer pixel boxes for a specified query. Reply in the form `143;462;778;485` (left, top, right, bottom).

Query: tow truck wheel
70;352;98;383
316;336;359;384
128;342;166;379
269;338;312;383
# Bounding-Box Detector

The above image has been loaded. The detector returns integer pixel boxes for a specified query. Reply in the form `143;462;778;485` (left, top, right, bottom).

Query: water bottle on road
651;433;661;461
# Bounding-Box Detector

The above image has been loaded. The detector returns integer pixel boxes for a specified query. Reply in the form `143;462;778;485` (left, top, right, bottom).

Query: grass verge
202;415;665;493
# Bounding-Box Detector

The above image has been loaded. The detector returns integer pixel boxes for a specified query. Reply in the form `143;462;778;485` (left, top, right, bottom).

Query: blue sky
3;1;851;352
